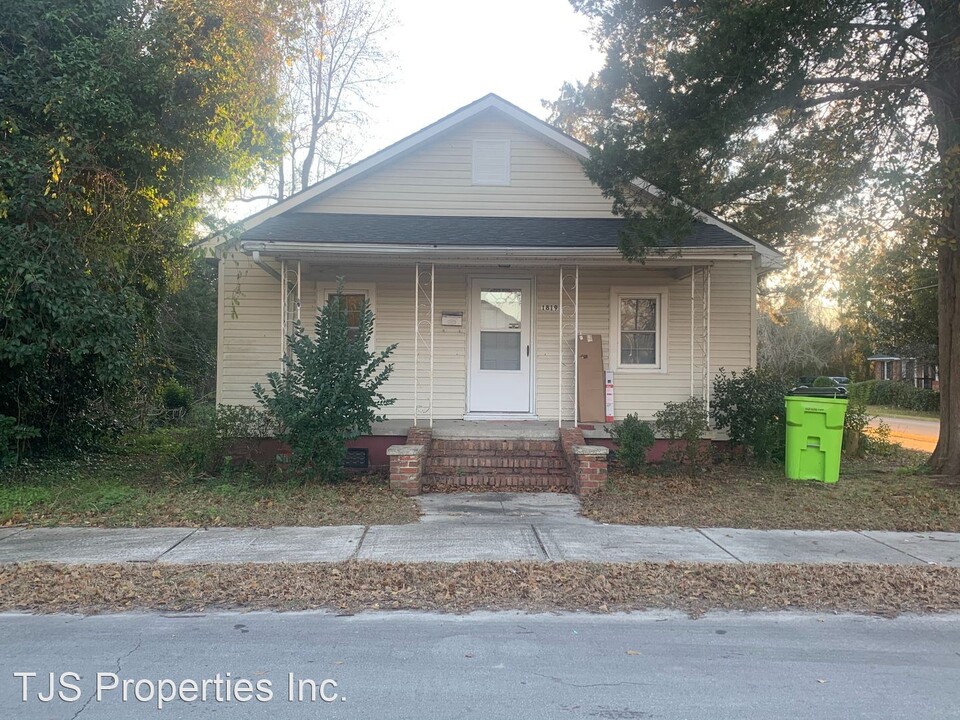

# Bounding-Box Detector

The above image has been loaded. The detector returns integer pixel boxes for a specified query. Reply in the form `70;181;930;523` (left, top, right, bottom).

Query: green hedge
851;380;940;413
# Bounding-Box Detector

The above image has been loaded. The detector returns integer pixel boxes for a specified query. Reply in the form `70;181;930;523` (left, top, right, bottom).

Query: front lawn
0;432;418;528
582;451;960;531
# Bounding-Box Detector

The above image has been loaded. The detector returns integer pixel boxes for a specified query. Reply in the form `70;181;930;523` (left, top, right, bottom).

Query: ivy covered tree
254;287;396;480
553;0;960;476
0;0;291;451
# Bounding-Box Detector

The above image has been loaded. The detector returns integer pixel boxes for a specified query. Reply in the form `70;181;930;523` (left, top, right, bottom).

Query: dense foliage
853;380;940;413
609;413;655;472
254;289;396;480
0;0;289;454
712;368;790;463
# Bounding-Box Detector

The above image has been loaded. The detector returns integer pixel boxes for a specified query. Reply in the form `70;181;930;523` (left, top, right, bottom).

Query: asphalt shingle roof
240;213;752;249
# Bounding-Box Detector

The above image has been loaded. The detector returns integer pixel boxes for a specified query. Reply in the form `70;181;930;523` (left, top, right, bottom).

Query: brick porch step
421;438;575;490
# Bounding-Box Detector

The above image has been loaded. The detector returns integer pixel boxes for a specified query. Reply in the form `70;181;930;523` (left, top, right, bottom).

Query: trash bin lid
787;385;848;398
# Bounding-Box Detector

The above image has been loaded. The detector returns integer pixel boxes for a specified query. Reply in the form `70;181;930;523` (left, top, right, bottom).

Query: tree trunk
925;0;960;476
931;245;960;476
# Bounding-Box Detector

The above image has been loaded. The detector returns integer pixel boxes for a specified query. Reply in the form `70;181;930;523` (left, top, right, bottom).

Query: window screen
620;296;658;365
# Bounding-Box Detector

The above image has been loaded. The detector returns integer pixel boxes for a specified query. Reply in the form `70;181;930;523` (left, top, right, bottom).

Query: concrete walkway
0;492;958;566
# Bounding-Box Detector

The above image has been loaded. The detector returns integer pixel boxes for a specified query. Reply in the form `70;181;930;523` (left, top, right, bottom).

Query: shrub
655;397;709;475
842;382;871;457
0;416;40;468
254;285;396;481
843;383;897;457
160;379;192;411
174;405;272;476
711;368;789;463
609;413;655;472
812;376;837;387
852;379;939;413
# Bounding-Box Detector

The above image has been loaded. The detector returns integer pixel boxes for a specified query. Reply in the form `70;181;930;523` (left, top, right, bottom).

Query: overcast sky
223;0;602;219
360;0;603;154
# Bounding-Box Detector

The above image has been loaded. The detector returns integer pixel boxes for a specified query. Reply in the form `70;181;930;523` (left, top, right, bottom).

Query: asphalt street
1;610;958;719
869;414;939;453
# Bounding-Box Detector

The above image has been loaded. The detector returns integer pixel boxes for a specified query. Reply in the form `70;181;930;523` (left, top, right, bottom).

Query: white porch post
296;260;302;323
559;266;579;427
280;259;287;373
413;263;418;427
414;263;435;427
558;266;563;427
703;265;713;422
690;266;695;397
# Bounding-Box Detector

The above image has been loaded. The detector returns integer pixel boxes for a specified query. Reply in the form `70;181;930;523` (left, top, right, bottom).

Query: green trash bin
784;386;848;483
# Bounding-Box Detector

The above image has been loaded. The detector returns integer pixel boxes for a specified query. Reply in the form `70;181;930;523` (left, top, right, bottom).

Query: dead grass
583;451;960;531
1;561;958;617
0;453;419;528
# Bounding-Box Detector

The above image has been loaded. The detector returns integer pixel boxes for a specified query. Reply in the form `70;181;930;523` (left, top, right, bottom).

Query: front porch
233;247;740;428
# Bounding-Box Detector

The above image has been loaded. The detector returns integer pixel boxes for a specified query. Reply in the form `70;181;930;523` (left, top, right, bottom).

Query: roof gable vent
472;140;510;185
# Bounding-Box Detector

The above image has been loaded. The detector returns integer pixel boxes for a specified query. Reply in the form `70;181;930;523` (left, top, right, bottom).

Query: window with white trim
472;140;510;185
610;289;665;370
317;283;375;348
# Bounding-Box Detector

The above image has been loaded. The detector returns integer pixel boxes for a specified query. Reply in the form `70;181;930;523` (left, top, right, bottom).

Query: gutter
239;240;756;265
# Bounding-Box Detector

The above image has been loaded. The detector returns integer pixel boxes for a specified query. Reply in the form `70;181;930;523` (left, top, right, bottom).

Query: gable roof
228;93;782;266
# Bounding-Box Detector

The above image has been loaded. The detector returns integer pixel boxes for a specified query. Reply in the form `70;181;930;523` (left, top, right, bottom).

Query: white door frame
465;274;537;418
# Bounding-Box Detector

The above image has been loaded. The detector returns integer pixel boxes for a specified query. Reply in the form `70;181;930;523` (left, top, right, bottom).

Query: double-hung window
611;288;666;371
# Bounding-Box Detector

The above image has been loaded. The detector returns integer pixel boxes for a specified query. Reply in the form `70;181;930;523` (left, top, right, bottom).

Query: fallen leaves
1;561;959;617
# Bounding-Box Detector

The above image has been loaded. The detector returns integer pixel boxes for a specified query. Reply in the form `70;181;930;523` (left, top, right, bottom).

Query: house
213;94;782;494
868;354;939;390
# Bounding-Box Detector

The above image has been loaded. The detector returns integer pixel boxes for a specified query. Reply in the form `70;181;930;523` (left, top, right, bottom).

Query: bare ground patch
2;561;958;617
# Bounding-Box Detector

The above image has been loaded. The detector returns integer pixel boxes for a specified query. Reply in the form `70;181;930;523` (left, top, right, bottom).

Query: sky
355;0;603;156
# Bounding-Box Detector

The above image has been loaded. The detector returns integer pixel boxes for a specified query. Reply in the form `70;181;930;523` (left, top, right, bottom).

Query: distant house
868;354;939;390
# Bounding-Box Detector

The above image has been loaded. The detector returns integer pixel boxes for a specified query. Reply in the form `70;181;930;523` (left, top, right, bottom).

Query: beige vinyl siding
218;253;283;406
534;262;754;421
219;257;755;422
300;114;617;218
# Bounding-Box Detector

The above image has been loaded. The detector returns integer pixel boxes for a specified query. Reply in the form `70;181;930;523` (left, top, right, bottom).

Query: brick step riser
424;475;575;489
425;458;569;470
428;451;564;459
423;466;571;477
430;441;561;453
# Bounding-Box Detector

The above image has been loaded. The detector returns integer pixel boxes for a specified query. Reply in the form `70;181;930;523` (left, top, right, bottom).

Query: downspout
249;247;282;282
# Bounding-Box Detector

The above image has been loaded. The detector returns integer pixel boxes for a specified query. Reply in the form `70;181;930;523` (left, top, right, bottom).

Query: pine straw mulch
2;561;959;617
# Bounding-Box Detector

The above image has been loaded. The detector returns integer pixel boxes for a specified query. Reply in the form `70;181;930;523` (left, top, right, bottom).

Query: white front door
468;278;533;413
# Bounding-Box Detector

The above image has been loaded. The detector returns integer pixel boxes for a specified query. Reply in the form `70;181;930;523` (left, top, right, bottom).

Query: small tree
254;286;396;479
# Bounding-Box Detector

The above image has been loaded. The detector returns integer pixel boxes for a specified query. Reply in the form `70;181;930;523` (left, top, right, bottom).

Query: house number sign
540;304;559;312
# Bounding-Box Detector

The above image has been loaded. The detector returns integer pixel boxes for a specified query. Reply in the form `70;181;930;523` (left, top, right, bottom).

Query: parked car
797;376;850;387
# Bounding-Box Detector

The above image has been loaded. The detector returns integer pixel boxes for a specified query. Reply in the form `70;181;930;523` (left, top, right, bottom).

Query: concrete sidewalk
0;493;957;566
